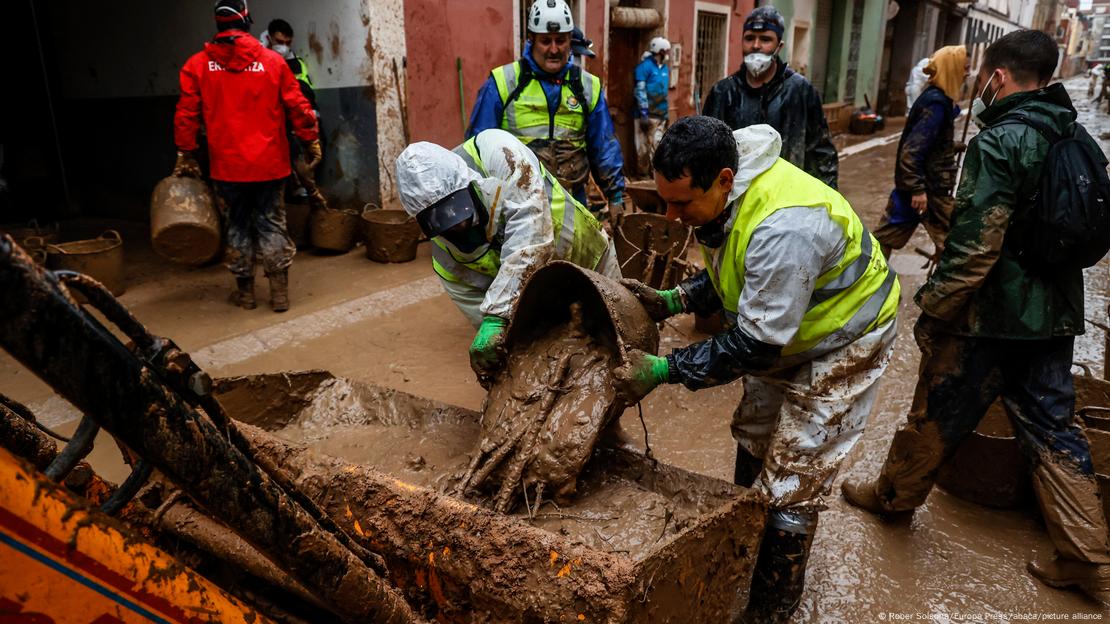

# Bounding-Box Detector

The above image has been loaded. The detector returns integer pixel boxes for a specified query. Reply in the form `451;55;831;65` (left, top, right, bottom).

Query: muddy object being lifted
214;369;768;622
458;261;660;514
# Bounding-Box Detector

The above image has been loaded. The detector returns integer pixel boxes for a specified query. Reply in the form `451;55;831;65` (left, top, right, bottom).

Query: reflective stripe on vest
292;56;313;88
430;136;609;288
491;61;601;147
702;159;900;358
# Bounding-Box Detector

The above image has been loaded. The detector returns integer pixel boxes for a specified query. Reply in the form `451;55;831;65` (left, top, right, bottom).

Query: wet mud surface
221;372;734;562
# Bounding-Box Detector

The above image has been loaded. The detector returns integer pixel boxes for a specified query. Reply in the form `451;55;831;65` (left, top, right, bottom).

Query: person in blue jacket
467;0;625;219
634;37;671;176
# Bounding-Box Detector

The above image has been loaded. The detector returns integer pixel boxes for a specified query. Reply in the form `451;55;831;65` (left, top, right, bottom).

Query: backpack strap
994;112;1064;144
565;64;591;115
502;61;534;109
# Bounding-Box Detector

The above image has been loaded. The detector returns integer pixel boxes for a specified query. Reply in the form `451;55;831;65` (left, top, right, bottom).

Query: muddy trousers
634;116;666;177
875;321;1110;563
731;321;896;623
873;192;954;258
214;179;296;279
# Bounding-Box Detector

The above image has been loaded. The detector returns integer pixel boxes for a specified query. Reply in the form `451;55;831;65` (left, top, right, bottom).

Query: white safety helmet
528;0;574;34
649;37;671;55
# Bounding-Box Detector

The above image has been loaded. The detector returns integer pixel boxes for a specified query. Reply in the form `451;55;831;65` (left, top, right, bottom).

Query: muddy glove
172;151;202;178
301;139;323;172
469;315;509;384
613;349;669;404
620;278;684;322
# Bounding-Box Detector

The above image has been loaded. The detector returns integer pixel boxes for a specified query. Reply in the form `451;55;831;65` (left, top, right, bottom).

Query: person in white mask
703;6;839;189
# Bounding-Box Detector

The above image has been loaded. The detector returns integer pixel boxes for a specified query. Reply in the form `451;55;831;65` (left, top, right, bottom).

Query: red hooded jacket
174;31;318;182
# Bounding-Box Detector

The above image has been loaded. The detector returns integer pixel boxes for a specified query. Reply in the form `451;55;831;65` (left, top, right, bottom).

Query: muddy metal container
285;203;312;248
614;213;693;290
150;176;221;266
936;400;1032;509
309;206;359;253
44;230;126;297
360;206;422;263
0;220;59;250
213;370;768;622
624;179;665;214
1075;368;1110;524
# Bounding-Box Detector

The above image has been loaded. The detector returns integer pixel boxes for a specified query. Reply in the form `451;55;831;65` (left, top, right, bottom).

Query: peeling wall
366;0;408;209
403;0;516;148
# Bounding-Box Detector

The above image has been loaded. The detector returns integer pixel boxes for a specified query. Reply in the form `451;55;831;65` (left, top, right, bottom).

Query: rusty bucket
1075;365;1110;525
614;212;693;289
936;400;1033;509
624;180;666;214
149;176;221;266
45;230;126;297
360;205;422;263
0;220;59;251
285;203;312;248
309;206;360;253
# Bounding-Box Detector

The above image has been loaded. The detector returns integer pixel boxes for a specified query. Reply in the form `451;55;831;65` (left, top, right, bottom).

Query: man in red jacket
172;0;320;312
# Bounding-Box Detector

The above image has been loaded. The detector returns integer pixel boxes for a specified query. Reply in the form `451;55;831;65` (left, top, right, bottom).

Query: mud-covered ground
2;76;1108;620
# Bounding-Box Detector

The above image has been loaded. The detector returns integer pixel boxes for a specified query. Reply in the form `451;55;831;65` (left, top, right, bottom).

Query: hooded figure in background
873;44;968;259
702;6;839;189
396;129;620;385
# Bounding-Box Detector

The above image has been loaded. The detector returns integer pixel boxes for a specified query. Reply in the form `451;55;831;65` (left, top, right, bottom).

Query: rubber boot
1026;457;1110;602
737;510;817;624
229;276;256;310
734;444;763;488
268;269;290;313
841;479;913;519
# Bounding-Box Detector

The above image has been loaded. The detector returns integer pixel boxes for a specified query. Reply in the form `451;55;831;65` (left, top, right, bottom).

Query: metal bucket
506;259;660;361
360;206;421;263
936;400;1033;509
309;206;359;253
1075;366;1110;526
624;180;666;214
614;212;693;289
285;203;312;248
45;230;126;297
0;220;59;251
149;176;221;266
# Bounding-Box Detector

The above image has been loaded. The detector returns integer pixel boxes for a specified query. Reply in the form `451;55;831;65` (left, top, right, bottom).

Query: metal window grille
695;11;727;107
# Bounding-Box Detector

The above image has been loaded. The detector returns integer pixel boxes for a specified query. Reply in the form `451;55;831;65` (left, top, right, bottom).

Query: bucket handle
22;235;46;249
100;229;123;243
362;202;382;214
1073;362;1095;378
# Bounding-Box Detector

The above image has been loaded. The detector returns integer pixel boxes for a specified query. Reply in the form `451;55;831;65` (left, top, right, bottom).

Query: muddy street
3;76;1110;620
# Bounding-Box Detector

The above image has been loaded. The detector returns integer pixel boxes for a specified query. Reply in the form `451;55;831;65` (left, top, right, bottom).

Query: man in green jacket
842;30;1110;602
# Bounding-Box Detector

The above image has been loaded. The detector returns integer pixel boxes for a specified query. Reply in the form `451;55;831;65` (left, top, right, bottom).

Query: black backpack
996;113;1110;268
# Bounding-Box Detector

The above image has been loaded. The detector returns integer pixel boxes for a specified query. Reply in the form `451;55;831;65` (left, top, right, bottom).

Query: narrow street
2;76;1109;620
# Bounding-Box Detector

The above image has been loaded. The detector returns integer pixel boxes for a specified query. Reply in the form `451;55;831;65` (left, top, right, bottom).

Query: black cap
415;186;478;238
571;27;596;58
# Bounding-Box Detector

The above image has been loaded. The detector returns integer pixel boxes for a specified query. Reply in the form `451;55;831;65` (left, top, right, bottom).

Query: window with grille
695;10;728;108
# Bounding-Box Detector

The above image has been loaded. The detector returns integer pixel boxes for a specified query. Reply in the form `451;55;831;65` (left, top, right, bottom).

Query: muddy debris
458;302;620;514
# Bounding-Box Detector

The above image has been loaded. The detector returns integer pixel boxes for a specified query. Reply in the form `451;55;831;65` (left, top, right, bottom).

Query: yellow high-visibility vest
703;158;900;357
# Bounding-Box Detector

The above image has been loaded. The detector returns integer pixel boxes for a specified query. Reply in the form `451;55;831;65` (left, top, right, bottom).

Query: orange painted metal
0;446;272;623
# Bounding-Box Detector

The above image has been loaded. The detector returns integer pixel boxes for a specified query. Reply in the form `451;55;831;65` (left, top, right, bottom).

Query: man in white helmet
634;36;672;176
395;129;621;384
467;0;626;221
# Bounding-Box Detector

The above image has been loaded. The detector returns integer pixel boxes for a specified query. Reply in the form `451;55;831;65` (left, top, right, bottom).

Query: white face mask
970;73;999;128
744;52;775;77
271;43;293;59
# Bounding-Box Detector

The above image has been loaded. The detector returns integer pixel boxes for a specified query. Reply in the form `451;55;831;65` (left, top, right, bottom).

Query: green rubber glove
469;315;509;383
619;278;685;322
613;349;669;404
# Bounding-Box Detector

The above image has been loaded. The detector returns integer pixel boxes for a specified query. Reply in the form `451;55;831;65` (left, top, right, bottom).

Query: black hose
44;414;99;482
100;460;153;515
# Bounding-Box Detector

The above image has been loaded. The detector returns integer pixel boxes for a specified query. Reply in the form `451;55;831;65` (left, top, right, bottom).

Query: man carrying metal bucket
172;0;321;313
394;129;620;386
613;116;900;623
